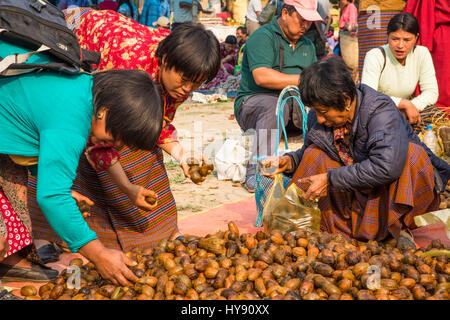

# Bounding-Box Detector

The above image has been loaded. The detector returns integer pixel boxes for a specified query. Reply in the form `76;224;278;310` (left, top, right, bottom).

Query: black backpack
0;0;100;77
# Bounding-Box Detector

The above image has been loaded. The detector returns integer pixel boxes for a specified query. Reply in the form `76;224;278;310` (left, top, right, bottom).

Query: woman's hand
0;235;9;261
129;186;158;211
79;239;138;287
180;153;208;184
260;155;293;179
159;142;208;185
398;99;421;126
298;173;329;201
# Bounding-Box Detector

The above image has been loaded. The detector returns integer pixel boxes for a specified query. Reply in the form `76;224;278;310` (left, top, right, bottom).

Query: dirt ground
165;99;304;218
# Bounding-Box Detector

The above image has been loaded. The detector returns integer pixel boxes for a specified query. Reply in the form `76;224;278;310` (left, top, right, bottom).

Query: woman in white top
361;13;439;126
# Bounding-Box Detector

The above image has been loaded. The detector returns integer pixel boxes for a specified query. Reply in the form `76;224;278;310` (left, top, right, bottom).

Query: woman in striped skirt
29;10;221;252
261;58;449;248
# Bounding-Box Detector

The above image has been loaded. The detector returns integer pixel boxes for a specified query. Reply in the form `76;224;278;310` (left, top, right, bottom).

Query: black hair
387;12;420;36
92;69;163;151
282;4;297;15
299;57;356;111
156;23;221;83
237;26;247;35
225;35;237;45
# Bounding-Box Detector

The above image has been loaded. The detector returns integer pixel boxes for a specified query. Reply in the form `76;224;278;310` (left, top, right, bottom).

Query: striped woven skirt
291;143;440;242
28;147;178;251
357;10;402;79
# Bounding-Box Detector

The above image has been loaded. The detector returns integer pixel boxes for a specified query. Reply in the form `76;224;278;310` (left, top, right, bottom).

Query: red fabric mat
411;222;450;248
178;196;262;236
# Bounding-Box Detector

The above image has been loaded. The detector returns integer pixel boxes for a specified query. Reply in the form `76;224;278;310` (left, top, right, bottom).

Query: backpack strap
276;34;284;73
378;46;386;77
0;44;51;76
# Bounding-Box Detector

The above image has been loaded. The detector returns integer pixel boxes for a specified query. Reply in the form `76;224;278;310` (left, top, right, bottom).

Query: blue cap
426;125;433;130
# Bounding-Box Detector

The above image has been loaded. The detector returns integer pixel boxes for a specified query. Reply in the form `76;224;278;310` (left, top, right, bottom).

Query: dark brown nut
352;262;370;278
220;258;233;269
254;278;266;298
25;296;41;300
21;285;37;297
199;166;209;177
230;281;245;293
226;242;237;258
271;265;287;279
227;232;238;241
137;276;158;287
391;287;411;300
399;278;416;289
299;278;314;297
164;281;175;296
186;288;200;300
380;279;399;291
316;288;328;300
417;263;432;274
141;285;155;298
190;171;203;184
258;252;273;265
228;221;239;235
235;269;248;282
39;284;52;297
110;287;125;300
50;285;65;300
145;194;157;205
297;238;309;248
98;285;115;298
168;266;184;277
76;200;91;215
338;279;353;292
320;248;336;265
356;289;376;300
153;292;165;300
345;251;361;266
273;249;286;265
303;293;321;300
247;268;263;281
199;237;226;256
402;253;417;266
194;258;209;272
283;290;301;300
131;267;145;278
389;259;404;272
292;247;307;258
340;293;354;300
390;272;402;283
419;274;434;286
313;274;329;288
69;258;84;268
307;247;319;259
253;261;269;270
204;267;219;279
255;231;267;242
156;274;169;292
313;262;334;277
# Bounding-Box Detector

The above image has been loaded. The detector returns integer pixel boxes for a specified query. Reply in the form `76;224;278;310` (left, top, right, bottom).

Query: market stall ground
166;100;303;218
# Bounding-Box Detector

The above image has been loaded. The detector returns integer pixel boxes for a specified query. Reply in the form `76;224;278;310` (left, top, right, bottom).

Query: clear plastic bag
262;174;321;233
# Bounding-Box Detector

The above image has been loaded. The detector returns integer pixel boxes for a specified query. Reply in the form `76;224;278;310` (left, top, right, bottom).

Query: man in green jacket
234;0;322;192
